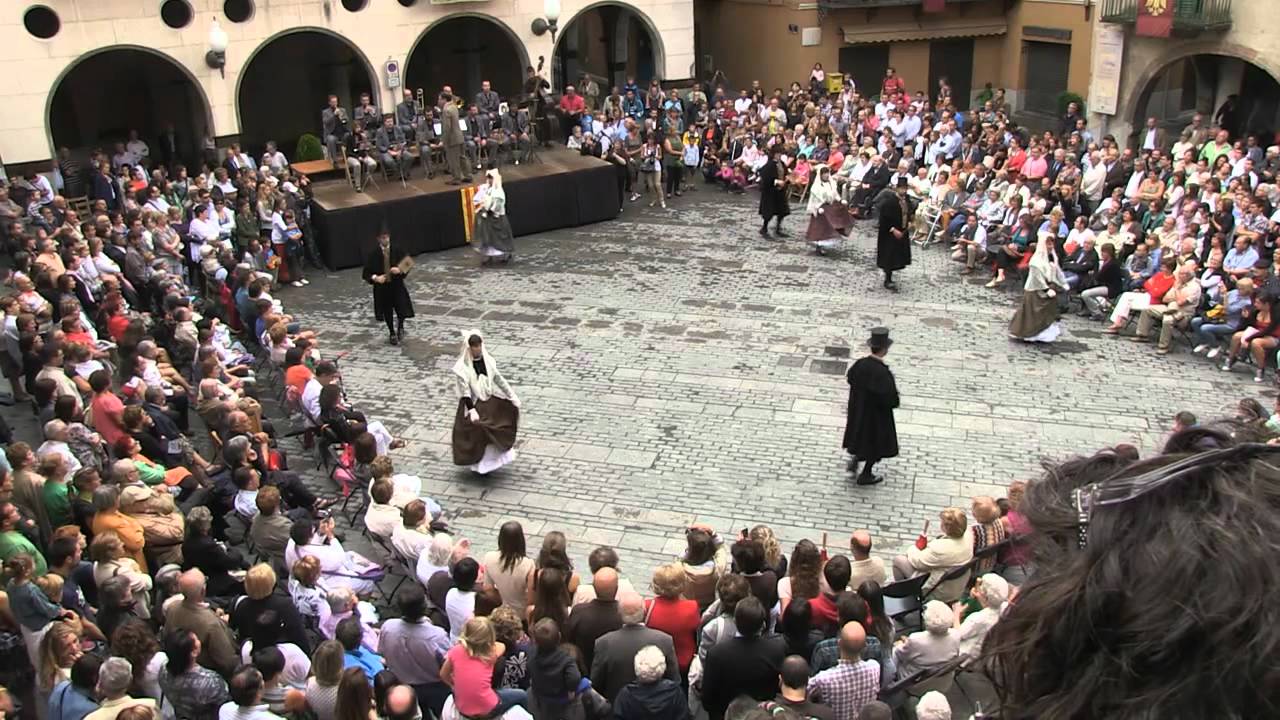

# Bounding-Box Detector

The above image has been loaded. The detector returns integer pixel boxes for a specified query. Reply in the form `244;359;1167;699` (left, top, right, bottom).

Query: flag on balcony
922;0;945;12
1137;0;1173;37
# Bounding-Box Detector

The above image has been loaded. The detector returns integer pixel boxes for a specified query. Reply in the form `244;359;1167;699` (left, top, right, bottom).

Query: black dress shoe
885;282;899;293
775;228;790;238
758;227;770;238
856;474;884;486
846;459;860;474
389;333;400;346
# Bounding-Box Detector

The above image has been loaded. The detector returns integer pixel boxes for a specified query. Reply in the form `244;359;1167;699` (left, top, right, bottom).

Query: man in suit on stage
322;95;348;167
440;92;471;185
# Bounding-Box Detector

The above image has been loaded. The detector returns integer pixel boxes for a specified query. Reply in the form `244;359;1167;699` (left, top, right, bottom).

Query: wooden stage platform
309;146;620;269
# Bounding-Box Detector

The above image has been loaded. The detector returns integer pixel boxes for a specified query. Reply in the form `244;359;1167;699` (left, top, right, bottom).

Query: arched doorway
1134;54;1280;142
48;46;210;184
404;16;526;110
553;3;662;93
237;30;376;162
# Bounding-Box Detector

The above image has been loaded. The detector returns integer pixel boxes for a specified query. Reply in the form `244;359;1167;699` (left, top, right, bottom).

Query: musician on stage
375;115;412;181
465;104;494;172
321;95;348;166
475;80;501;123
440;91;471;185
413;108;443;179
500;104;531;166
355;92;380;128
362;230;415;346
394;89;417;137
344;120;378;192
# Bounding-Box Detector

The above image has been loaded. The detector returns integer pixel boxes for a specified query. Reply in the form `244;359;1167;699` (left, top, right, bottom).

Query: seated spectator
440;617;527;717
219;665;284;720
230;564;312;654
807;622;880;720
321;586;379;651
444;557;479;644
182;506;247;599
969;496;1007;575
892;600;959;678
164;569;240;678
952;573;1009;660
248;487;292;566
284;516;378;596
377;586;449;718
388;500;431;563
1193;277;1254;358
892;507;974;603
915;691;952;720
363;480;400;540
610;645;687;720
336;615;383;678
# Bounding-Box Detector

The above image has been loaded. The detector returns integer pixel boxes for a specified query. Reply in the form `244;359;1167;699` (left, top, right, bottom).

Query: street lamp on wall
206;18;229;78
531;0;561;45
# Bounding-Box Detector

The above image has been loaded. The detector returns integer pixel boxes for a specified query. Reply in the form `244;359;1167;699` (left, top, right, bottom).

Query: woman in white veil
451;330;522;474
803;164;852;255
473;169;516;266
1008;231;1069;342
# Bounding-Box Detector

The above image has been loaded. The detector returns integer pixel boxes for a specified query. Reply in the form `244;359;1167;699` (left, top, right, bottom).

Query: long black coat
875;189;911;271
842;355;900;461
758;159;790;221
362;244;415;321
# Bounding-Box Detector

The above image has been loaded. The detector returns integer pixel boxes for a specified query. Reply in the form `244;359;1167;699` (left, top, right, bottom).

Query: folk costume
842;328;900;486
758;149;791;239
875;178;912;291
362;234;415;345
803;165;853;255
451;331;521;475
473;169;516;265
1009;232;1069;342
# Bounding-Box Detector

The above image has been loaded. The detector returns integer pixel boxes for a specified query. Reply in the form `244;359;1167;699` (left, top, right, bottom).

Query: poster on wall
1090;24;1124;115
1136;0;1173;37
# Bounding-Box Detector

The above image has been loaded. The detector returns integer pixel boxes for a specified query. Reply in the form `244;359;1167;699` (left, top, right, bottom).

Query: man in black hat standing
362;229;415;345
842;327;900;485
874;177;912;291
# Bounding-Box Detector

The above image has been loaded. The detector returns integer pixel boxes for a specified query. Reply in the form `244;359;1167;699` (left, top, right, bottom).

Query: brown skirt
804;203;854;241
451;396;520;466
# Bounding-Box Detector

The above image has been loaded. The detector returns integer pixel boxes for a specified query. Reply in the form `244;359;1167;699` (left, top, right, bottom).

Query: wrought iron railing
1099;0;1232;31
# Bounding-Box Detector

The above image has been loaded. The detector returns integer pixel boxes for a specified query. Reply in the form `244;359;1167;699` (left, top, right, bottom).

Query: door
1023;41;1070;115
928;38;974;110
839;44;889;99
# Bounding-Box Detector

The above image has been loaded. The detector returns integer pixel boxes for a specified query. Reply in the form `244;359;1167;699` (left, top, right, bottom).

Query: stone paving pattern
269;188;1268;586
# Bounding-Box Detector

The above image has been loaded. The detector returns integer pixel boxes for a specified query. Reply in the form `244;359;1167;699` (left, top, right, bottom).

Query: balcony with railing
1100;0;1232;33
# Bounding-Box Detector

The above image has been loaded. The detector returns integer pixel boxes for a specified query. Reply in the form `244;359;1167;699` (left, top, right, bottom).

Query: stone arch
552;1;666;91
46;45;213;175
403;13;530;107
235;27;380;157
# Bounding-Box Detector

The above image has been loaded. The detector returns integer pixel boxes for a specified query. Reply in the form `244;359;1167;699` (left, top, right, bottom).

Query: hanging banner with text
1136;0;1173;37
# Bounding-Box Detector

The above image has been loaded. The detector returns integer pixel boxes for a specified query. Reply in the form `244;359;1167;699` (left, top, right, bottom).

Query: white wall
0;0;694;164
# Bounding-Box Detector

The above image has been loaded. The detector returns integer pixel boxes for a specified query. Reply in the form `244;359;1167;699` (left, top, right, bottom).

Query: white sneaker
291;281;304;288
1193;344;1209;354
1206;347;1221;359
300;278;310;285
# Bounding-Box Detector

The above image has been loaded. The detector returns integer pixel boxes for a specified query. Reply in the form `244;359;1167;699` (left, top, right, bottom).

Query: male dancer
362;230;415;345
842;327;900;486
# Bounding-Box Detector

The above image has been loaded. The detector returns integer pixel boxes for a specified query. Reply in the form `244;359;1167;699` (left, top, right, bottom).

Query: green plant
296;133;324;162
1057;91;1086;117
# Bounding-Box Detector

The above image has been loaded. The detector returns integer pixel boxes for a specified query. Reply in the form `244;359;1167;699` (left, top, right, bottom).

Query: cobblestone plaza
287;191;1259;581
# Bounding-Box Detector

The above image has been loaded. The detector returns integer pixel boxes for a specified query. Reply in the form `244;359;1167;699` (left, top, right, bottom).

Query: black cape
842;355;900;461
874;189;911;271
362;244;415;321
758;159;790;221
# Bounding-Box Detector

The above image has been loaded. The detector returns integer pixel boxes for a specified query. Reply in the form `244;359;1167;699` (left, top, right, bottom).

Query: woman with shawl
451;331;522;475
473;169;516;265
1008;231;1069;343
803;165;852;255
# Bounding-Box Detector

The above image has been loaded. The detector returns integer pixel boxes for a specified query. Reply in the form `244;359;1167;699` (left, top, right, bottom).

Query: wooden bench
292;159;339;178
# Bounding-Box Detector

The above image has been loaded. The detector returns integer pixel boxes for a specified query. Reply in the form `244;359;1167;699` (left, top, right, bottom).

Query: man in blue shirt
1223;236;1260;280
1192;277;1254;358
49;655;101;720
338;616;385;677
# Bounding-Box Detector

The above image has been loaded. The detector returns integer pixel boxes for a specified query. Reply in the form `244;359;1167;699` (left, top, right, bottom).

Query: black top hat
868;327;893;349
894;176;909;188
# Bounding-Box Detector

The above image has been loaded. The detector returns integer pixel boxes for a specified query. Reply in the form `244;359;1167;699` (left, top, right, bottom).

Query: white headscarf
806;165;838;215
1026;231;1067;292
450;330;518;405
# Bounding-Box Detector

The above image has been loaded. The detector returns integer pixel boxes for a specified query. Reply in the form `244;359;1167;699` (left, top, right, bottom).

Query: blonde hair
651;563;687;600
459;617;496;658
750;525;782;569
34;574;63;603
292;555;321;586
245;564;276;600
38;622;80;691
971;496;1000;524
940;507;968;539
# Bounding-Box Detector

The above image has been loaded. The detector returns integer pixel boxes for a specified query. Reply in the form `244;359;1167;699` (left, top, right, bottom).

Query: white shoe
1206;347;1221;359
1193;344;1208;354
300;278;310;285
291;281;304;288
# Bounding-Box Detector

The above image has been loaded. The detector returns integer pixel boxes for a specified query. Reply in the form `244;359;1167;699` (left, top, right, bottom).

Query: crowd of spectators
0;63;1272;720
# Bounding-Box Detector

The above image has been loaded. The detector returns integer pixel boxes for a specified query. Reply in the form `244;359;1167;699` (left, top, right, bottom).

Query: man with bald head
589;591;679;701
808;622;880;719
849;530;888;589
163;569;240;677
565;567;622;672
383;684;419;720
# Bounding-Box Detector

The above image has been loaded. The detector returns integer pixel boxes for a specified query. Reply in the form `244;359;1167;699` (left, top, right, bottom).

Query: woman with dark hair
983;433;1280;718
1223;294;1280;382
778;539;822;613
372;669;399;719
527;567;569;630
482;520;535;615
109;619;164;700
855;580;894;650
334;667;376;720
697;574;749;663
527;531;580;602
319;384;368;445
678;525;727;611
158;629;230;720
778;597;823;661
730;539;779;614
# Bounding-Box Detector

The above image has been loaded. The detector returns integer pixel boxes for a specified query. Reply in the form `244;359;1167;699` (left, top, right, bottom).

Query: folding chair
369;533;409;600
921;561;974;602
913;200;944;247
881;574;929;634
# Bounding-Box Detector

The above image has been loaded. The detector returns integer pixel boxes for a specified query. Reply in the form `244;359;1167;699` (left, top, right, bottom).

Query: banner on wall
1090;24;1125;115
1136;0;1173;37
